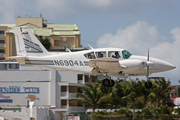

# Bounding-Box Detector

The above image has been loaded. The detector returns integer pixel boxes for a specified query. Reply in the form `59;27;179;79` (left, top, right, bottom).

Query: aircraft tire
145;81;152;89
102;78;110;87
109;80;115;87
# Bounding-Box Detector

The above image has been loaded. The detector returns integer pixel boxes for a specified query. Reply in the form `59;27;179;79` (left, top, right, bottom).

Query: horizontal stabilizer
7;56;27;59
7;56;27;64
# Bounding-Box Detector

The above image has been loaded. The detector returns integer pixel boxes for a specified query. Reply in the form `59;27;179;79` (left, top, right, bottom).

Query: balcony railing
0;53;6;57
0;35;5;38
78;80;83;84
69;93;76;98
0;44;6;47
61;92;67;96
61;92;80;98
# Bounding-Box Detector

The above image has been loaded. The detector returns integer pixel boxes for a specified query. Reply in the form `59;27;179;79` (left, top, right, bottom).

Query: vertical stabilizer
14;26;49;57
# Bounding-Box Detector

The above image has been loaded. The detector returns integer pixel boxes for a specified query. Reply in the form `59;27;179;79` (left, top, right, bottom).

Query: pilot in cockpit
98;52;103;58
115;52;120;59
88;54;92;59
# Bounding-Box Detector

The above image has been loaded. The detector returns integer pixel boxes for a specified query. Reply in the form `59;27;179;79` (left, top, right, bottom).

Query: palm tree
38;36;51;49
111;80;126;108
76;83;107;112
122;78;143;116
141;80;152;108
153;78;172;107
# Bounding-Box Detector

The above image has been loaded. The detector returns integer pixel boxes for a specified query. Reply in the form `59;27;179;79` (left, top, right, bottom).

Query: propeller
146;49;149;81
145;49;153;89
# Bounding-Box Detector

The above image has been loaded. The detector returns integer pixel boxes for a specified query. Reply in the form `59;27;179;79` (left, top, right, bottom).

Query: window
95;51;106;58
84;52;95;59
0;64;7;70
0;50;5;53
108;51;121;59
0;31;4;34
9;64;19;70
0;40;5;44
122;50;132;59
0;63;19;70
0;58;5;60
15;64;19;69
78;74;83;80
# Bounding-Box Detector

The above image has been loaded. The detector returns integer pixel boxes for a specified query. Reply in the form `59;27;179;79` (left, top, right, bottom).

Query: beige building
0;17;81;60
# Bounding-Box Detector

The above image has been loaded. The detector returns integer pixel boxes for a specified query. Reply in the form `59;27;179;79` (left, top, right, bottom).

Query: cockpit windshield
122;50;132;59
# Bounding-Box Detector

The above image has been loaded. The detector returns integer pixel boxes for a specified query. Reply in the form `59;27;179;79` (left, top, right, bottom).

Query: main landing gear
102;78;115;87
145;81;152;89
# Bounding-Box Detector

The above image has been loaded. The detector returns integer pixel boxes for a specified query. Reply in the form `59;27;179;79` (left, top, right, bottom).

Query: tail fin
14;26;49;57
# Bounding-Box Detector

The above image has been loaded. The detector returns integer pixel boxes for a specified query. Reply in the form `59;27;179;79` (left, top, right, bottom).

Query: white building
0;62;100;120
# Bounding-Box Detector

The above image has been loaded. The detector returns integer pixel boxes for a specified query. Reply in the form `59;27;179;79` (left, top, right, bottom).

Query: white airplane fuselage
24;48;175;78
12;26;176;79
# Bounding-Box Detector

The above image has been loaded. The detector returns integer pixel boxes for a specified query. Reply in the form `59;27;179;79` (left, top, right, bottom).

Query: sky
0;0;180;84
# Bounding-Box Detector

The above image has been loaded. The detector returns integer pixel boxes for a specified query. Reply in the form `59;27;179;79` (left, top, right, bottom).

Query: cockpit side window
95;52;106;58
108;51;121;59
122;50;132;59
84;52;95;59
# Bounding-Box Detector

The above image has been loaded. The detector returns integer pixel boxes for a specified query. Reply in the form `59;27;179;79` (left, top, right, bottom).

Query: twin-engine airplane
9;26;176;89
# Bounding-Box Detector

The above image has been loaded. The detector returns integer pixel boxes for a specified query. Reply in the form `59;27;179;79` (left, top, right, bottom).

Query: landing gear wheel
145;81;152;89
102;78;110;87
109;80;115;87
102;79;115;87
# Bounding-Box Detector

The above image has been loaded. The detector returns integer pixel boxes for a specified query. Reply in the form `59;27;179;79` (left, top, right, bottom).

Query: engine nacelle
119;59;146;72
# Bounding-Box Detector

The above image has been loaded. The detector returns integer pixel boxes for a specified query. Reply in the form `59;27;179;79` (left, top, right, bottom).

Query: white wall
0;71;50;81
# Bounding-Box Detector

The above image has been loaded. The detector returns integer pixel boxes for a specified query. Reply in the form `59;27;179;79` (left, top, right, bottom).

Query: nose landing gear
102;78;115;87
145;81;152;89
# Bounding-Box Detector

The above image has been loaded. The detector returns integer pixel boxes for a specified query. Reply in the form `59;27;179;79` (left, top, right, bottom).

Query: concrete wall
0;70;50;81
56;70;79;83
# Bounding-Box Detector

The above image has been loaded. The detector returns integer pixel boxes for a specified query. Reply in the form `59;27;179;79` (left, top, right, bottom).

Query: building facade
0;17;81;61
0;65;100;120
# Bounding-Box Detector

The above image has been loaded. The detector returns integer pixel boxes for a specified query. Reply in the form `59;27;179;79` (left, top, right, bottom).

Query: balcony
0;44;6;47
0;34;5;38
78;80;84;84
61;92;82;99
61;92;67;96
0;53;6;57
61;92;76;97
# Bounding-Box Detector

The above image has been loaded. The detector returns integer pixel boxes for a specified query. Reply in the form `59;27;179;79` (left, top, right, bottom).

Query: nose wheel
145;81;152;89
102;78;115;87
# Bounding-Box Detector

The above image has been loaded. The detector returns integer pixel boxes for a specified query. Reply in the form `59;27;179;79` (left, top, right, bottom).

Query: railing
61;92;67;96
61;106;67;108
0;44;5;47
61;92;78;98
0;34;5;38
0;53;5;57
78;80;83;84
69;93;76;98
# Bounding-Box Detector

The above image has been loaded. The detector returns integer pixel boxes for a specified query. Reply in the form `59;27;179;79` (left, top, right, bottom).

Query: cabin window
108;51;121;59
95;52;106;58
122;50;132;59
84;52;95;59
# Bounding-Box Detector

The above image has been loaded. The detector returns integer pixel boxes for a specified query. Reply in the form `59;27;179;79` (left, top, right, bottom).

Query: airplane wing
88;58;125;76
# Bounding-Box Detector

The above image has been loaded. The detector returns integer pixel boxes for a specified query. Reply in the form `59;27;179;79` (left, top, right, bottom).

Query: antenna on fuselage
88;44;94;49
66;47;71;53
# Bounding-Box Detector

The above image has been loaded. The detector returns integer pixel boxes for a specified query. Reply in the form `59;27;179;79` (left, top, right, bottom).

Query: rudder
14;26;49;57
